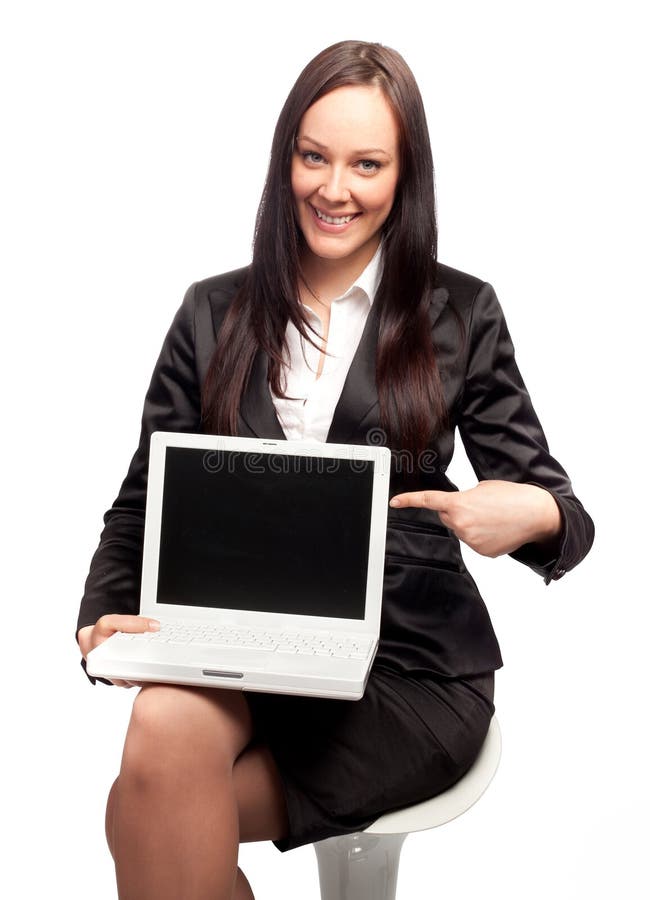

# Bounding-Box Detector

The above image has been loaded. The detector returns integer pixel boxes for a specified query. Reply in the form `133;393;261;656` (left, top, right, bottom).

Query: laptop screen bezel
139;431;390;636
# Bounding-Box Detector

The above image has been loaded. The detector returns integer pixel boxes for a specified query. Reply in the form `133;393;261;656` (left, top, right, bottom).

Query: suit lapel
238;284;450;443
238;347;287;440
237;306;381;444
327;285;450;444
429;285;450;330
326;298;380;444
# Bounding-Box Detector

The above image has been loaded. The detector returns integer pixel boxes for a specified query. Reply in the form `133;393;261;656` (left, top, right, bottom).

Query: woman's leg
233;741;290;843
230;740;292;900
107;739;290;900
232;867;255;900
107;683;288;900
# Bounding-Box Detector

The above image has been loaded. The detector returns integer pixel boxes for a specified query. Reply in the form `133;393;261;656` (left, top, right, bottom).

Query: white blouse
270;246;383;442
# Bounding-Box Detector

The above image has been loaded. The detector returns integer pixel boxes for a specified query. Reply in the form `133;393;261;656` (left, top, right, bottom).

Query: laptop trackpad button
202;669;245;679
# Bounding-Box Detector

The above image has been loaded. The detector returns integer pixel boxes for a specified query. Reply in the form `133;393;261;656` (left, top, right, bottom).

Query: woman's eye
303;151;324;165
357;159;381;174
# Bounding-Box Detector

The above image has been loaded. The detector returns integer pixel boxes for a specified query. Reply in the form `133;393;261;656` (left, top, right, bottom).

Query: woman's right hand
77;615;160;688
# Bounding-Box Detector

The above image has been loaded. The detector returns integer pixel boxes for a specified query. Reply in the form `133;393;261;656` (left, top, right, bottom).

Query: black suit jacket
77;262;595;683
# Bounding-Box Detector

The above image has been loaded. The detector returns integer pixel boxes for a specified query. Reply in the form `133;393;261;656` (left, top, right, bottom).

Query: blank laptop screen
155;446;375;620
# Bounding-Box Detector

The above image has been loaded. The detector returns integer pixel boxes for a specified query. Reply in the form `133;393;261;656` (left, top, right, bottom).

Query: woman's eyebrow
297;134;392;158
297;134;328;149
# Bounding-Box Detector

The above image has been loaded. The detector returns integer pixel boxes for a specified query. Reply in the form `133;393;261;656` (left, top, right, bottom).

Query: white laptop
86;431;391;700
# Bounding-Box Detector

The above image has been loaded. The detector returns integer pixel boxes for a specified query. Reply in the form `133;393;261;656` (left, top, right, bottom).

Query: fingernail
389;498;400;507
148;621;160;631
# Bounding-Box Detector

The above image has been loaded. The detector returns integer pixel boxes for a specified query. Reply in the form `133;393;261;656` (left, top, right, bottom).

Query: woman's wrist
77;624;95;658
528;486;563;546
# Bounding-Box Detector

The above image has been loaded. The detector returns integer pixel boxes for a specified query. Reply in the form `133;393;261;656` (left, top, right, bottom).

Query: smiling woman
200;41;446;457
291;84;400;290
76;39;594;900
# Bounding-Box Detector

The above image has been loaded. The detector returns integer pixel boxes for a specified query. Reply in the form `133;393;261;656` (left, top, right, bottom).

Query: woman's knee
120;684;255;784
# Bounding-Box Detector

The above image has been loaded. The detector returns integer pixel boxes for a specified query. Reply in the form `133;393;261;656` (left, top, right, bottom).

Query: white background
2;1;648;897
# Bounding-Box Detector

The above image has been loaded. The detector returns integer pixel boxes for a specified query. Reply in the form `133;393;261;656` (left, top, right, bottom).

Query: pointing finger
389;490;453;511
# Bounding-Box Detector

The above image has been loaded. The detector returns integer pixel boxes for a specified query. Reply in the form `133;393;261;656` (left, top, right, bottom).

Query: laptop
86;431;391;700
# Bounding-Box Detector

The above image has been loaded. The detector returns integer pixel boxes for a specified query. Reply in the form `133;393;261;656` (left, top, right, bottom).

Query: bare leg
233;741;290;844
232;867;255;900
111;684;255;900
108;781;262;900
106;686;288;900
231;741;292;900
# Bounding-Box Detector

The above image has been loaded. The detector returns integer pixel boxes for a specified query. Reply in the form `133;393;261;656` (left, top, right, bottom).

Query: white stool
312;715;502;900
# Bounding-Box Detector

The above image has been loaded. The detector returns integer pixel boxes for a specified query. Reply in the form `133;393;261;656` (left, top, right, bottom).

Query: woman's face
291;84;400;271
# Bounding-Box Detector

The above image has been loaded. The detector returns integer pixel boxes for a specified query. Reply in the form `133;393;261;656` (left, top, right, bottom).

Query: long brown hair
201;40;461;456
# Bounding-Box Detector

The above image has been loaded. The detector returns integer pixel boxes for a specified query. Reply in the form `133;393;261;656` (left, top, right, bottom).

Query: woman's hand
389;479;562;558
77;615;160;688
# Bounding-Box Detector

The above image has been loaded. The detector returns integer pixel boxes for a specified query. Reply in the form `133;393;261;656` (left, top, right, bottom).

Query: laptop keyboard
125;622;373;660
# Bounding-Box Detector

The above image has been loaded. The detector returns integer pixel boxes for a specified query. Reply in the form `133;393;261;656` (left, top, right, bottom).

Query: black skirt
242;661;496;852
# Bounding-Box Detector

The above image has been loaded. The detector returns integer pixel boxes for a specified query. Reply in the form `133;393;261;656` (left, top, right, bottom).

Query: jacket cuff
79;655;114;687
76;623;114;687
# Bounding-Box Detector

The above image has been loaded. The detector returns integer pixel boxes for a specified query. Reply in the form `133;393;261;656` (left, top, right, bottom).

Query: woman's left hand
389;479;562;558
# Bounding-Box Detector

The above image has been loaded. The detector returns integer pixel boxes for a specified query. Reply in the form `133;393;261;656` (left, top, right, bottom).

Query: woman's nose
317;168;352;204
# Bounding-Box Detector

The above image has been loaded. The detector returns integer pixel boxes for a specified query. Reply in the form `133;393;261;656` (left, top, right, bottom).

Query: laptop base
86;635;377;701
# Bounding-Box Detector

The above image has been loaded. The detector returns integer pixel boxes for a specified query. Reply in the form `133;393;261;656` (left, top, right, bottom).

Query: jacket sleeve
456;281;595;585
76;283;203;683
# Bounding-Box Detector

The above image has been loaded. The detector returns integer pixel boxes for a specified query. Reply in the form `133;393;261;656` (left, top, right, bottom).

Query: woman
76;40;594;900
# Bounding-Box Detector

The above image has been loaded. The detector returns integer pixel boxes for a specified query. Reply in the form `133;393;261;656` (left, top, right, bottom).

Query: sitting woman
76;39;595;900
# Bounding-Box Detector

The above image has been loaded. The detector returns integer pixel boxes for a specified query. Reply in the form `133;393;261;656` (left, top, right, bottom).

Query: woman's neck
299;238;379;307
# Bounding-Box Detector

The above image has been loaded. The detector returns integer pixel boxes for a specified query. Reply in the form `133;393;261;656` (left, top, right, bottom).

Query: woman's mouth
310;204;361;231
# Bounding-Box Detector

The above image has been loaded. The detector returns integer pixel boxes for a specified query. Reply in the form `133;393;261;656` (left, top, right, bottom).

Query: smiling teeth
315;208;355;225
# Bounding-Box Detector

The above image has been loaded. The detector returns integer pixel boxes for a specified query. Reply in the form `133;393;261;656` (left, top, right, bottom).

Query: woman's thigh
106;685;290;849
120;683;256;777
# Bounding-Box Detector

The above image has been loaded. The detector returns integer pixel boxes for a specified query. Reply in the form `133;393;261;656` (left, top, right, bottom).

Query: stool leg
313;832;408;900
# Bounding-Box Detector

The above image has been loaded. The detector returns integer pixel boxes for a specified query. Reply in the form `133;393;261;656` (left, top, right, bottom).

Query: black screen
156;447;374;620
